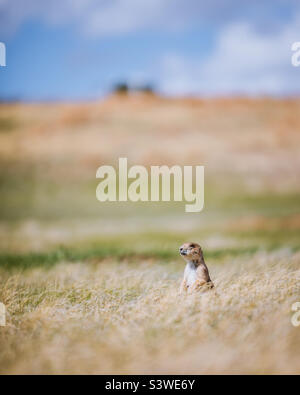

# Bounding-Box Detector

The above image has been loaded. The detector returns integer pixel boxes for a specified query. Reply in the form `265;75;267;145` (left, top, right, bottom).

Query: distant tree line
112;82;155;95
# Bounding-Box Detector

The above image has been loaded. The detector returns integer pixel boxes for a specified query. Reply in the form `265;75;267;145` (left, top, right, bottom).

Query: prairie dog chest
184;263;198;287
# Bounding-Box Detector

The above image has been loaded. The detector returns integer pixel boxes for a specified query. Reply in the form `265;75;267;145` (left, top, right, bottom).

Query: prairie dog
179;242;214;294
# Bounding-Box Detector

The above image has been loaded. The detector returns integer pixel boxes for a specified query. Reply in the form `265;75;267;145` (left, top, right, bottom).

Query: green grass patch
0;117;18;132
0;243;297;271
228;228;300;249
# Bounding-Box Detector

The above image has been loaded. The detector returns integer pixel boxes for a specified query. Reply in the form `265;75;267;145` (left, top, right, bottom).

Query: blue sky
0;0;300;100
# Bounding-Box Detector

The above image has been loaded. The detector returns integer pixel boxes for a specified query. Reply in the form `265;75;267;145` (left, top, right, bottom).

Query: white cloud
0;0;176;36
1;0;300;96
1;0;299;37
0;0;95;36
83;0;170;36
158;14;300;96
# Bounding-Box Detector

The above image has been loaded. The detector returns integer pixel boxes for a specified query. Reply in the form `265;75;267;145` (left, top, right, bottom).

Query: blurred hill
0;95;300;250
0;93;300;249
0;95;299;189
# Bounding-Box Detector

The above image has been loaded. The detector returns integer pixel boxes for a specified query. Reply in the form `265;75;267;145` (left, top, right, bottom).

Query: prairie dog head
179;242;203;261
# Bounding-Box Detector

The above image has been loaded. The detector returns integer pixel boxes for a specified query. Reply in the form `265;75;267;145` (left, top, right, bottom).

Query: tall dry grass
1;250;299;374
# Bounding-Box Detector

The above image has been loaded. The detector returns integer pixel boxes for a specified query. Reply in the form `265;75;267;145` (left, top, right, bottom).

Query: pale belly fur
185;264;198;287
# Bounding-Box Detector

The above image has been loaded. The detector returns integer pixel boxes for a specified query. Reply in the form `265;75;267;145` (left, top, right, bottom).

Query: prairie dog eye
190;244;195;248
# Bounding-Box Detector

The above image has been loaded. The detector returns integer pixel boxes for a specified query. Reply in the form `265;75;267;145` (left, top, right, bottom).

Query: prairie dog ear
197;247;202;255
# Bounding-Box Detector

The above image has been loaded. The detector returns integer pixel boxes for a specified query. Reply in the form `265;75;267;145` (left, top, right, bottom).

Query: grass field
0;95;300;374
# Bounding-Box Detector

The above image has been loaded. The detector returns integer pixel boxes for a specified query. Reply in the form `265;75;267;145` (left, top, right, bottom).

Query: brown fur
179;242;214;294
